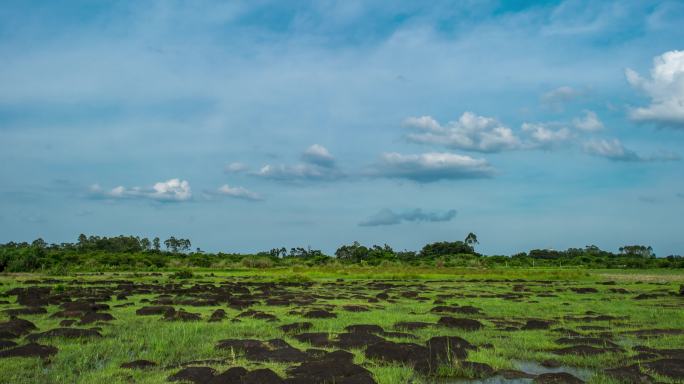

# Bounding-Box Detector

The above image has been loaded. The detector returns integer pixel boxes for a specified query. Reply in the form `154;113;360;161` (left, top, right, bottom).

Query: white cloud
302;144;335;167
255;164;343;182
583;139;680;162
521;122;572;148
626;50;684;127
372;152;494;182
252;145;343;182
224;162;249;173
573;110;604;131
216;184;262;201
359;208;457;227
89;178;192;202
405;112;521;153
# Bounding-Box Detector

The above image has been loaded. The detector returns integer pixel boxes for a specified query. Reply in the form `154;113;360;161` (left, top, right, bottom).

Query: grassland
0;268;682;384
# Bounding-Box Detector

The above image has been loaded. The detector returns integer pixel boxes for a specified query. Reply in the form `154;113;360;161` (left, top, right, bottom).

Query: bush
241;256;274;268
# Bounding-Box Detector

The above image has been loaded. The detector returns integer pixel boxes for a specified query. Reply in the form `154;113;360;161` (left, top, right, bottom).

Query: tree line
0;233;682;272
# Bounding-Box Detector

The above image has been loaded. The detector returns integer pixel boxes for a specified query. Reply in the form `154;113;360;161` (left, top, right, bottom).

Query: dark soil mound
168;366;216;383
292;333;333;347
3;307;47;316
394;321;431;330
27;328;102;341
522;319;552;330
208;367;248;384
0;343;58;359
342;305;369;312
0;318;37;339
136;306;175;316
243;368;284;384
604;365;653;384
216;339;308;363
303;310;336;319
279;322;313;333
208;309;226;322
287;349;376;384
80;312;115;324
344;324;384;334
533;372;584;384
498;369;536;379
0;340;18;349
570;288;598;294
426;336;474;361
642;359;684;379
164;310;201;321
437;317;483;330
336;332;385;349
121;360;157;369
553;345;609;356
365;341;428;365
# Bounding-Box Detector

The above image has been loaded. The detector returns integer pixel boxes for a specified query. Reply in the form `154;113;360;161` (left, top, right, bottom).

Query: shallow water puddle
428;360;594;384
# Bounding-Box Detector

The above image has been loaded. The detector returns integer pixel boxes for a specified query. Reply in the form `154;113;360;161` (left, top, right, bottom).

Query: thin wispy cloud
359;208;457;227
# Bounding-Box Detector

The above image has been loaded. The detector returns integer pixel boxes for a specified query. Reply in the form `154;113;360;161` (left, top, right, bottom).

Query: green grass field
0;268;682;384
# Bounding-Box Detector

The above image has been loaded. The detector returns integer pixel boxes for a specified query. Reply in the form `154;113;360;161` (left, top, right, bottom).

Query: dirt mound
426;336;474;360
3;307;47;316
533;373;584;384
287;349;376;384
522;319;552;330
168;366;216;383
27;328;102;341
0;318;37;339
136;306;175;316
0;340;18;349
279;322;313;333
80;312;115;324
604;365;653;384
342;305;369;312
303;310;336;319
365;340;428;364
437;317;483;330
336;332;385;349
292;333;333;347
344;324;384;334
216;338;309;363
120;360;157;369
0;343;58;359
642;359;684;379
553;345;610;356
208;309;226;322
164;309;201;321
394;321;431;330
498;369;536;379
208;367;248;383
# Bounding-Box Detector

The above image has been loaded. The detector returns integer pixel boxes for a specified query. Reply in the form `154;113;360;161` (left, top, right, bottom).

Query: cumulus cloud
626;50;684;128
521;122;572;148
224;162;249;173
404;112;521;153
302;144;335;167
583;139;680;162
359;208;457;227
216;184;262;201
573;110;604;131
371;152;494;182
90;178;192;202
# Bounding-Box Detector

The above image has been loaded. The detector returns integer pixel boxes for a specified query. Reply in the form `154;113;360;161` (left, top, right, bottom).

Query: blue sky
1;0;684;255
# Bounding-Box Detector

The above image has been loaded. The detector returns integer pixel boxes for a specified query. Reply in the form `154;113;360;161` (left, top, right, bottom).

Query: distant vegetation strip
0;234;682;273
